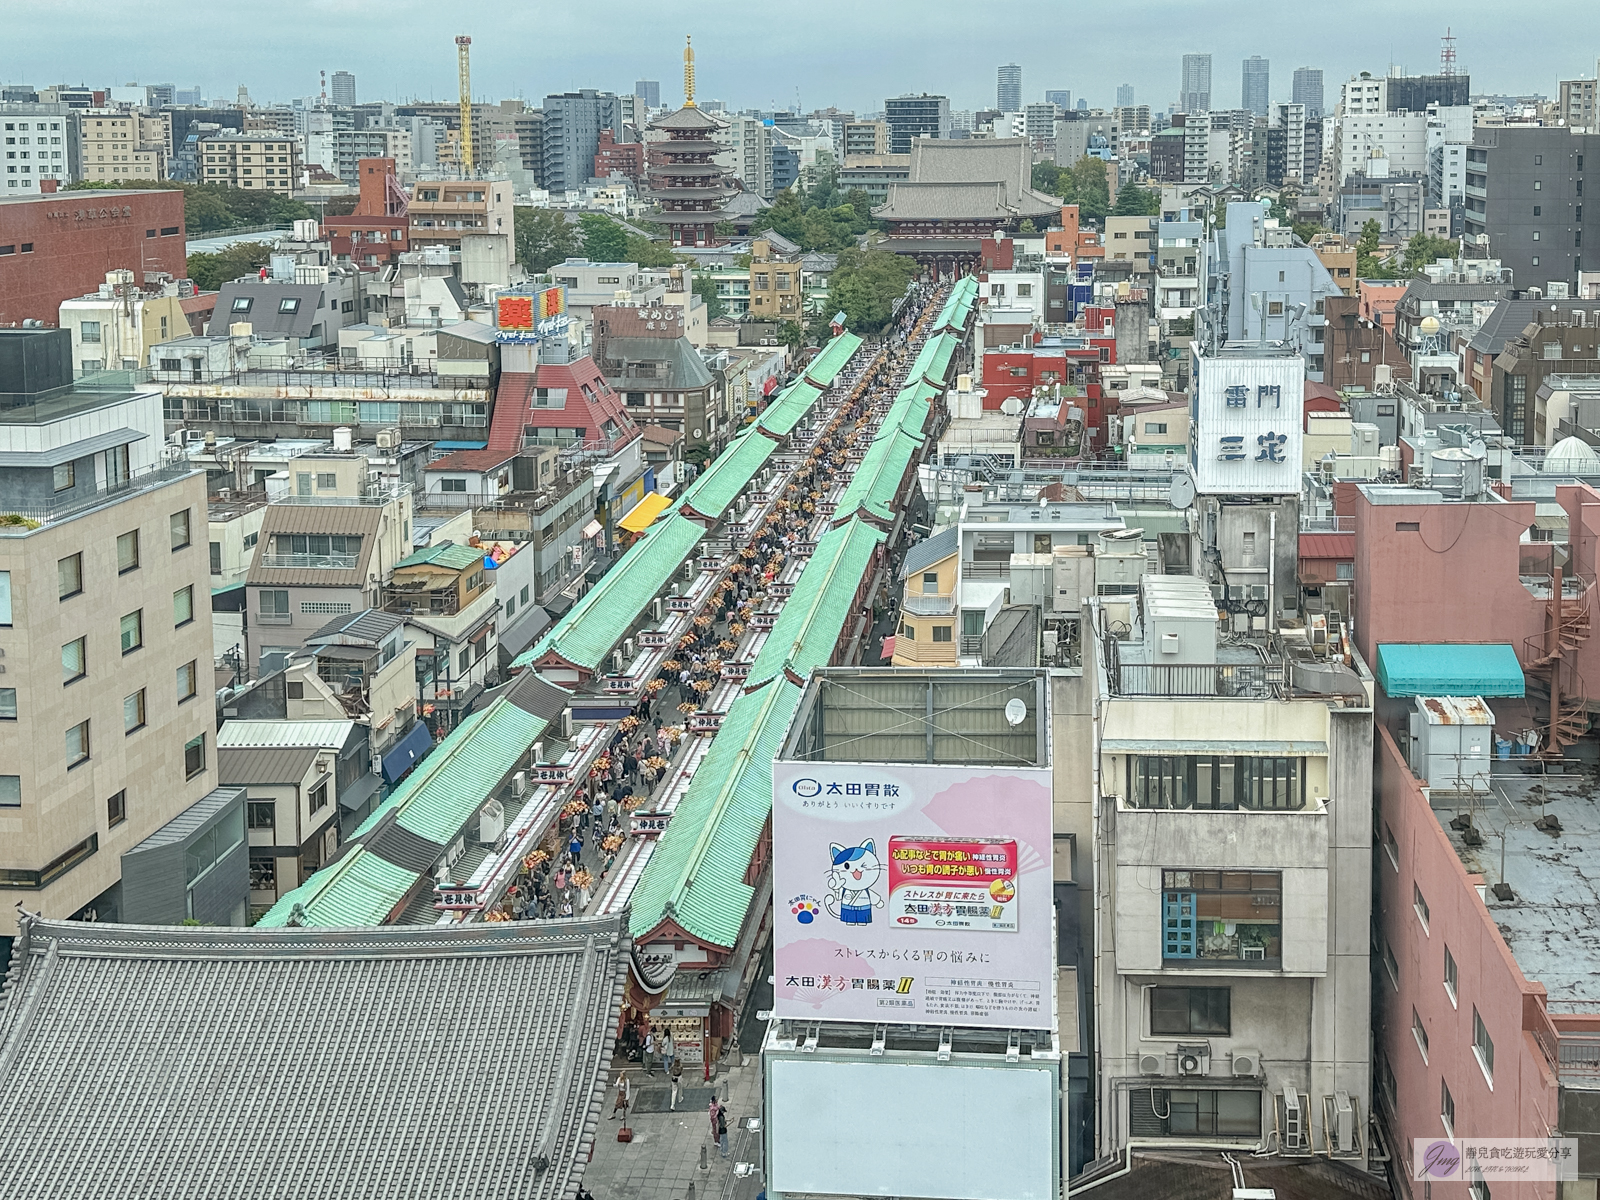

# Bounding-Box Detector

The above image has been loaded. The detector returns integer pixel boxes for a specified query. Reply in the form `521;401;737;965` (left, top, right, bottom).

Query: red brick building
593;130;644;187
322;158;409;270
0;185;186;326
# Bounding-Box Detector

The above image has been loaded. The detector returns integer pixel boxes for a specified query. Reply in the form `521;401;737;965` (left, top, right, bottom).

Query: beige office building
78;110;165;182
197;132;300;193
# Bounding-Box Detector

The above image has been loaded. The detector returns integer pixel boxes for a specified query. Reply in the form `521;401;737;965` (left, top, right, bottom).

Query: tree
186;241;275;291
1355;218;1399;279
1068;157;1111;221
692;274;726;321
514;207;583;272
1032;161;1064;197
624;232;679;268
1402;232;1458;273
1292;221;1324;246
826;247;914;334
579;213;629;263
777;320;805;351
1112;182;1161;216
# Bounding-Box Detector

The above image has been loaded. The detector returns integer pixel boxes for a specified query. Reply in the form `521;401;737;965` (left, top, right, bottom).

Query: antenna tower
1440;28;1457;77
456;35;474;174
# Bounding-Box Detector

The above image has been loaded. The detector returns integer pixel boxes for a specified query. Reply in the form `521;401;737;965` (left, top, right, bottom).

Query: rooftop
1432;772;1600;1011
0;914;628;1200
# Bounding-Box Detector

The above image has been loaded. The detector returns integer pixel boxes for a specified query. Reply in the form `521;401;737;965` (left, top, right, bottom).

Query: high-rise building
884;94;951;154
1180;53;1212;114
1464;126;1600;292
997;64;1022;113
634;80;661;109
1116;84;1134;108
1291;67;1324;118
329;71;356;107
541;89;620;195
1241;56;1269;117
1044;89;1072;111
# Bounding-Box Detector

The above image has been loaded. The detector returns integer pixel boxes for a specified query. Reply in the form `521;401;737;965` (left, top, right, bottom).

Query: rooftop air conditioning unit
530;742;544;765
651;597;665;622
1176;1044;1210;1077
559;710;573;740
623;637;636;661
511;770;528;796
1232;1049;1262;1077
1281;1088;1307;1151
375;428;401;450
611;649;625;674
1138;1052;1165;1075
477;798;505;845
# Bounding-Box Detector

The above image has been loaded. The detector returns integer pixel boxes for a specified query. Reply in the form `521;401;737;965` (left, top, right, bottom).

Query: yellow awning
618;491;672;534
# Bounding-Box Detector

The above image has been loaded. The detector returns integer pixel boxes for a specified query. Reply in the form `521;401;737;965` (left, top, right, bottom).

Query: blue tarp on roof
1375;643;1525;698
381;720;436;784
433;440;489;450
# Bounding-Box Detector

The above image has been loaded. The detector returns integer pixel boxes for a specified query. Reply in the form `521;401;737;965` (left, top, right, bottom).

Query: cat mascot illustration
824;839;884;926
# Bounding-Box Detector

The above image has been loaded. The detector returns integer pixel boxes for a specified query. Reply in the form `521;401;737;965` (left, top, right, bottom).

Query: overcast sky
2;0;1592;115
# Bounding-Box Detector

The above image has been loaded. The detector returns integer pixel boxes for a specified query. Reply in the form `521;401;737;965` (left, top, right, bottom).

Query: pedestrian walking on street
669;1054;684;1111
660;1028;675;1076
708;1095;722;1143
717;1101;730;1158
643;1025;657;1074
610;1071;632;1120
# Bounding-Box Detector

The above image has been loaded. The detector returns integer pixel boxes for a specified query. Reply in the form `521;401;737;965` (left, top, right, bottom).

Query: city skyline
0;0;1584;117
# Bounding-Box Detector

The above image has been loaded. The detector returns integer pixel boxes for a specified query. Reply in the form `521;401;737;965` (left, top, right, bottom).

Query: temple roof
873;136;1061;223
873;180;1057;221
650;105;724;133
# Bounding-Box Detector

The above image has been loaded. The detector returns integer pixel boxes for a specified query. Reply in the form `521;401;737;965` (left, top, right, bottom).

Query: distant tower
634;79;661;109
1241;56;1269;117
997;63;1022;112
455;35;474;174
643;35;737;247
330;70;356;106
1291;67;1324;119
1440;27;1457;76
1180;54;1212;114
1116;83;1135;108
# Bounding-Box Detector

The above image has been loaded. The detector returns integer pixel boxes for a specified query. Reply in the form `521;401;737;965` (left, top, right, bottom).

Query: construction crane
455;35;474;176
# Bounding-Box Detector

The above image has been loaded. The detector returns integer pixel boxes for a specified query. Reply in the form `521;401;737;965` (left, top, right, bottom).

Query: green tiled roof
514;512;705;671
922;333;958;385
628;679;803;948
748;519;885;690
393;543;486;571
680;429;777;519
835;428;923;524
393;703;548;844
879;379;937;441
755;379;824;437
257;847;418;928
803;330;864;387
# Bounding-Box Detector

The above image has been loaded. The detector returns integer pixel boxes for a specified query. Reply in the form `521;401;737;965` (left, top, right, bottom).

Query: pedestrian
708;1095;722;1143
643;1025;656;1074
569;831;583;860
610;1071;632;1120
669;1054;684;1111
560;898;574;918
717;1100;730;1158
660;1027;675;1076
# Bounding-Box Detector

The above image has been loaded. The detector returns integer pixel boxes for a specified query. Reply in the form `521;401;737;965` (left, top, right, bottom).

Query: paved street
585;1050;765;1200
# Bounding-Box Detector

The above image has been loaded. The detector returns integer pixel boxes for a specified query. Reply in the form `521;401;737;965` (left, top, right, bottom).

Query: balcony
0;460;197;532
272;484;412;508
1110;662;1280;698
902;592;957;616
381;585;464;617
258;552;358;570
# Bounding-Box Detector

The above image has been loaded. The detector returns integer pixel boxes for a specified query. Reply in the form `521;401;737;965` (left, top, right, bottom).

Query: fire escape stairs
1522;580;1593;756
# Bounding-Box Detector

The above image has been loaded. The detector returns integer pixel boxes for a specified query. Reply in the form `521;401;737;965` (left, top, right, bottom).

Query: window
520;585;530;604
1445;945;1458;1005
66;720;90;768
0;776;17;807
249;849;277;892
210;541;223;575
1384;822;1399;870
1162;870;1281;964
1441;1077;1455;1137
1473;1008;1495;1084
173;585;194;628
440;477;467;492
310;782;329;813
0;571;8;625
932;625;953;642
899;622;914;640
1336;562;1355;581
1130;1088;1261;1138
231;295;253;312
1533;205;1541;217
170;509;191;549
458;647;471;673
1396;521;1420;532
123;689;145;734
1414;883;1430;932
278;297;301;314
52;461;74;491
120;610;142;654
1150;987;1231;1035
247;800;276;829
62;636;86;684
107;790;126;826
0;688;14;720
1413;1007;1430;1062
58;553;82;599
117;529;140;573
79;320;101;343
316;472;336;490
286;681;304;700
1129;756;1306;811
259;589;289;618
1382;939;1400;990
1535;180;1542;190
184;733;206;780
177;660;197;702
1533;231;1542;243
922;572;939;594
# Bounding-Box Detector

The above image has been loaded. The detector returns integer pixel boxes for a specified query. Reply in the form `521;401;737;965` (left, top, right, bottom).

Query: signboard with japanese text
771;761;1054;1030
532;764;572;785
434;886;481;911
1190;351;1305;495
630;811;672;836
497;295;535;330
640;629;671;649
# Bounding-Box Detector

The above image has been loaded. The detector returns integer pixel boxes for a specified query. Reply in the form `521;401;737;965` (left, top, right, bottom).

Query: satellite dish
1004;698;1028;727
999;396;1024;416
1169;471;1196;510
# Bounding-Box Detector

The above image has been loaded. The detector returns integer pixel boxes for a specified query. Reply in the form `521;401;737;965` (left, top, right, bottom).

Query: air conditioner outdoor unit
1231;1049;1262;1077
559;710;573;740
1281;1087;1306;1151
477;798;505;845
376;428;401;450
1333;1090;1356;1153
1176;1044;1210;1076
611;649;624;674
623;637;636;661
650;597;665;622
511;770;527;796
1138;1052;1165;1075
530;742;544;765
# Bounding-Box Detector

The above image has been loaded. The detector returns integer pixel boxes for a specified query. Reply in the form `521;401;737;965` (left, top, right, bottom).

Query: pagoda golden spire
683;36;696;108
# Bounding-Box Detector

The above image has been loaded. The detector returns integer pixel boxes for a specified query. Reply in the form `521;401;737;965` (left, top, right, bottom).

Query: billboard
772;761;1054;1030
537;285;566;319
496;294;534;330
1190;350;1305;495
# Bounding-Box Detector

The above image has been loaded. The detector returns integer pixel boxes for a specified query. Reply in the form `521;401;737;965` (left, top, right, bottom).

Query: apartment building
59;270;193;374
748;237;803;320
884;94;951;154
541;89;621;196
1;104;76;192
76;110;164;182
843;119;888;158
409;177;514;252
1090;573;1374;1165
1465;126;1600;295
0;329;234;939
382;543;500;728
196;131;299;193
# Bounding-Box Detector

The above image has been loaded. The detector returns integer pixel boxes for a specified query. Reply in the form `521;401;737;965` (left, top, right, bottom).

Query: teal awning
1375;643;1525;698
